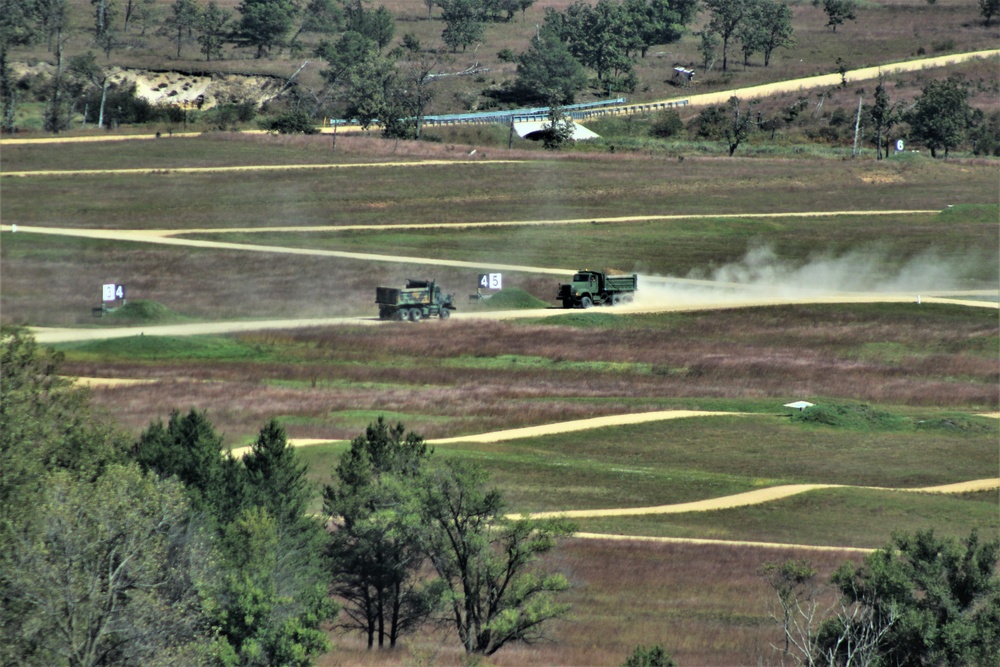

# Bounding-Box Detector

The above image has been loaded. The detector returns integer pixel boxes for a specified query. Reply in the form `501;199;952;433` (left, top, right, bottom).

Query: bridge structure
321;96;690;132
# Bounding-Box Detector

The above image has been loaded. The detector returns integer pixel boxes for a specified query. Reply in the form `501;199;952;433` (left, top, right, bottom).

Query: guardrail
323;97;689;129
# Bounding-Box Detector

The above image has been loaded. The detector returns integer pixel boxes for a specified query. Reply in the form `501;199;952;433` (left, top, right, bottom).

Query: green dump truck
376;279;455;321
558;270;637;308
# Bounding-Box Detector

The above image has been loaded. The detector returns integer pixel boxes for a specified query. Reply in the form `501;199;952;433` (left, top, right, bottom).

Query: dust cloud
634;244;996;308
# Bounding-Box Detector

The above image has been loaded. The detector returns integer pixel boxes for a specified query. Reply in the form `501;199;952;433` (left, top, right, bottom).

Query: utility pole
852;96;863;158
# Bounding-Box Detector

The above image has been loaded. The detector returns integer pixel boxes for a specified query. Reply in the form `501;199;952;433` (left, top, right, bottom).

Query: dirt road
521;478;1000;520
653;49;1000;110
8;216;997;345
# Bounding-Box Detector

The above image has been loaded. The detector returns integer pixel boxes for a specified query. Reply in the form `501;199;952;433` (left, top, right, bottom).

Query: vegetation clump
102;299;185;324
476;287;550;310
791;403;909;431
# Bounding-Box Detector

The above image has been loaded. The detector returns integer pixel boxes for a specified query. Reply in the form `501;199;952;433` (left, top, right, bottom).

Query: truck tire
580;296;593;309
410;308;422;322
612;294;622;306
439;308;450;319
393;309;405;321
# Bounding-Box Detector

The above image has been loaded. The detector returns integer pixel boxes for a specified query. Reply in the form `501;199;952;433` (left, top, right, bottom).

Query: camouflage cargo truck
376;279;455;321
558;270;637;308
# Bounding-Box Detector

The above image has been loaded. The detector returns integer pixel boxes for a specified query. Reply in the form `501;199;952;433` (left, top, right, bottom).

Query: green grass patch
791;403;910;431
470;287;550;310
100;299;190;324
527;312;630;328
440;354;653;374
60;335;285;362
938;203;1000;224
444;414;998;490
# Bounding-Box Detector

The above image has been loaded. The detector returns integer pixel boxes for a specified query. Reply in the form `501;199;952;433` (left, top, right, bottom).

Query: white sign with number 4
103;284;125;302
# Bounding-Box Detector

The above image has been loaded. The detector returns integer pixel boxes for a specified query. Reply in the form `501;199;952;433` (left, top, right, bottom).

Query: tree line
0;326;574;666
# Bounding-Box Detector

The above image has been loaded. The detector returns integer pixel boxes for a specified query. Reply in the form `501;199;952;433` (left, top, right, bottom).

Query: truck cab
558;270;637;309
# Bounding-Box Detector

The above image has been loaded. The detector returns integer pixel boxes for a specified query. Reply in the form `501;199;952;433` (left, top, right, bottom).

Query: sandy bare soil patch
71;376;159;388
431;410;748;443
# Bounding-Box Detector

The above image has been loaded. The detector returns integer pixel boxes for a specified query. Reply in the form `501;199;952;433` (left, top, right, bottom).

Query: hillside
4;0;998;137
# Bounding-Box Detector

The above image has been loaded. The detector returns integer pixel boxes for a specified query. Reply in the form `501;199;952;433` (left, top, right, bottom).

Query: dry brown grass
312;537;864;666
62;305;998;440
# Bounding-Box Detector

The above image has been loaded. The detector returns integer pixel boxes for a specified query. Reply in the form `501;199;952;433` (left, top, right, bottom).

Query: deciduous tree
2;465;217;667
513;31;587;105
817;0;856;32
0;327;128;525
827;529;1000;667
704;0;747;72
755;0;793;67
420;460;574;656
197;0;230;61
235;0;297;58
440;0;483;52
907;76;973;158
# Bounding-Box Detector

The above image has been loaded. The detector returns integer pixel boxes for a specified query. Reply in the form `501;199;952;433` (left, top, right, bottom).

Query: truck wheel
580;296;593;309
624;294;634;304
612;294;622;306
410;308;422;322
439;308;450;319
393;309;405;321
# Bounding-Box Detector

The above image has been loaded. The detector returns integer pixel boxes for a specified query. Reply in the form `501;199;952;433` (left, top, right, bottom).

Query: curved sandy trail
571;532;877;553
520;478;1000;520
431;410;748;444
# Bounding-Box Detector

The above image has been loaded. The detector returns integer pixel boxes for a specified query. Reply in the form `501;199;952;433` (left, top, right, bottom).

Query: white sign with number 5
478;273;502;290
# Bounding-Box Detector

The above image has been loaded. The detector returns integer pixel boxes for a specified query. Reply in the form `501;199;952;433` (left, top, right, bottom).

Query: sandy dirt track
522;478;1000;520
431;410;749;443
652;49;1000;110
27;293;998;345
7;218;998;346
572;532;879;553
0;159;521;178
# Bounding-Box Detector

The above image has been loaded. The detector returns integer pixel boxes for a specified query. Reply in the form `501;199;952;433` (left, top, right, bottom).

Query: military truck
558;270;637;308
376;279;455;321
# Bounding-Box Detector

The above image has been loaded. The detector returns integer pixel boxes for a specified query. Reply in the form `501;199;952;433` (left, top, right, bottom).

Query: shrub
791;403;909;431
649;109;684;139
259;110;318;134
622;644;677;667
